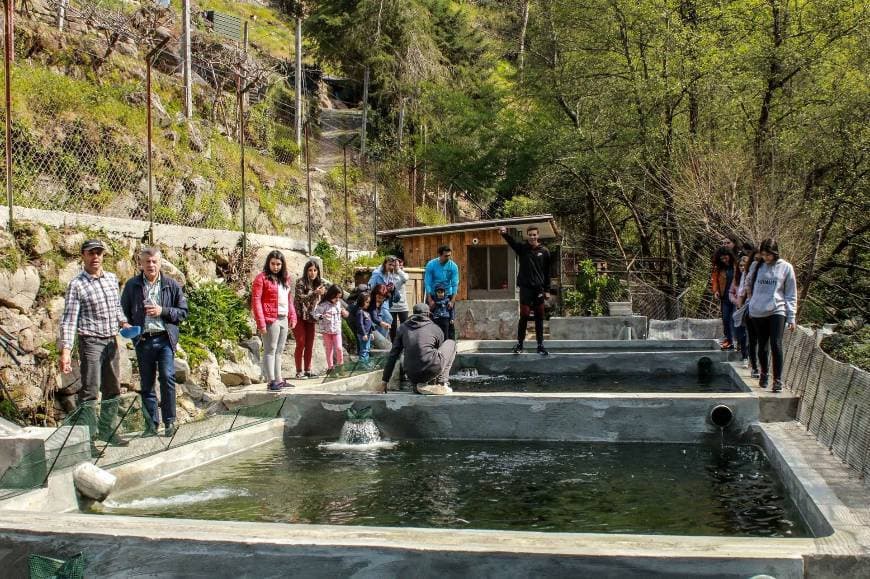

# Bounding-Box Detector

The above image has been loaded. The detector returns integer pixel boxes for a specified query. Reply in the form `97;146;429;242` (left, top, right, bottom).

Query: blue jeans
135;333;176;427
721;298;734;343
357;335;372;362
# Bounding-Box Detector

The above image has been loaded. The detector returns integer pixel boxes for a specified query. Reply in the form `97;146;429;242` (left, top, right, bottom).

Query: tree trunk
517;0;530;80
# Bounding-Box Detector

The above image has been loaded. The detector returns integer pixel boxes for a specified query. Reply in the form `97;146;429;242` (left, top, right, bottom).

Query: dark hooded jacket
382;314;446;384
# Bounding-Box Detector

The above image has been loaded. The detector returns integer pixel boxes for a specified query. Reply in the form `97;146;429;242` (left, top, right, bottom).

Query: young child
429;284;454;340
313;285;349;375
729;256;749;362
354;292;374;363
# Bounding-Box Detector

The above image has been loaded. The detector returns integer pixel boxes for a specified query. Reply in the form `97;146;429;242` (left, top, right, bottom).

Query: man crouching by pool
380;303;457;395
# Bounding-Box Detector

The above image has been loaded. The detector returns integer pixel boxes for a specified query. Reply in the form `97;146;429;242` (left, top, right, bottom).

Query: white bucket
73;462;117;502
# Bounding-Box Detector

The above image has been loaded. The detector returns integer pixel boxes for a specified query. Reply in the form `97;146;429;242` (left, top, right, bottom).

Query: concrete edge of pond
458;339;722;352
0;418;867;576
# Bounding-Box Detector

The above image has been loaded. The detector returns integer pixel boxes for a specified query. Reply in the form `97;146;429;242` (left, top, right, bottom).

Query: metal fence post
228;408;241;431
304;120;312;255
804;356;826;433
4;0;14;231
841;404;857;463
145;37;170;245
829;368;857;452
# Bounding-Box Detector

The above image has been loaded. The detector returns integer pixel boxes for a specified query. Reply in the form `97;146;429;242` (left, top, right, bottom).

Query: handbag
733;303;748;328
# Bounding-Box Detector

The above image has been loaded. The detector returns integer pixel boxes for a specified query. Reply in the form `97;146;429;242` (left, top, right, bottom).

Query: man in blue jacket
121;247;188;437
424;245;459;339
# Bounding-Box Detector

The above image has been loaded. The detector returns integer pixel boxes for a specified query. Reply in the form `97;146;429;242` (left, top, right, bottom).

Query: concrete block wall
549;316;648;340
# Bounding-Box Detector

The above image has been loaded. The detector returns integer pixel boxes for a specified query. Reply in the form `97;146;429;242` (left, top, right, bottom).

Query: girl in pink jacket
313;284;349;374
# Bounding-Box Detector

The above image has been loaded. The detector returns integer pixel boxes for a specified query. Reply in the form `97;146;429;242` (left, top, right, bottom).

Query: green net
28;552;86;579
0;395;286;497
320;354;386;383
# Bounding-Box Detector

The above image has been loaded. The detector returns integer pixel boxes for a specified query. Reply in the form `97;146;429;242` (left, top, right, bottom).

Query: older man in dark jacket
380;303;456;395
121;247;188;436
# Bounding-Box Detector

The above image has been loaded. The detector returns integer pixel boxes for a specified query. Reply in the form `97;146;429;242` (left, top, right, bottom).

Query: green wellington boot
96;397;129;447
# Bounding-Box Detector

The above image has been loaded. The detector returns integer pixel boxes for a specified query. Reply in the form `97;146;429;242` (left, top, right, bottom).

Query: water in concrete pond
98;439;811;537
448;373;740;393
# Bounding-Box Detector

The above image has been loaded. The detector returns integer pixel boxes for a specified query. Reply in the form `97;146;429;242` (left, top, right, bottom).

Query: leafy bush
272;136;300;164
314;239;341;278
563;259;609;316
415;204;449;226
179;282;252;368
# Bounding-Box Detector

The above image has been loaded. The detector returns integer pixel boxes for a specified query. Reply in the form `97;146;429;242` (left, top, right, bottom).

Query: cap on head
81;239;107;253
412;303;430;315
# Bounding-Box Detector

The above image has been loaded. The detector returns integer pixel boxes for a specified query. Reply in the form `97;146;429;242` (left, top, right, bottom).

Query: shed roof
378;215;559;240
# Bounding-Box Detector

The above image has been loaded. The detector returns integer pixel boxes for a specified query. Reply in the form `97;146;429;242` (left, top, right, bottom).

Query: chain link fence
0;1;379;251
783;327;870;481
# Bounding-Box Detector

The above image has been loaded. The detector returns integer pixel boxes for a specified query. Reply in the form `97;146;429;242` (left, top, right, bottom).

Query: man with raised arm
499;225;552;356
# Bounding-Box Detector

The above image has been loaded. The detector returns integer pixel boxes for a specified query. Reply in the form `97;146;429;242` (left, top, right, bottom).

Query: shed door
467;246;513;299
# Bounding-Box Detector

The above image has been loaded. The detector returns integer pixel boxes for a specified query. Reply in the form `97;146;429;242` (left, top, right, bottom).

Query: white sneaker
417;384;451;395
295;372;306;380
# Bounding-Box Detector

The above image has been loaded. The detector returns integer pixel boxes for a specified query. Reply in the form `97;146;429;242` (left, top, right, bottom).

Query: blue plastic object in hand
120;326;142;340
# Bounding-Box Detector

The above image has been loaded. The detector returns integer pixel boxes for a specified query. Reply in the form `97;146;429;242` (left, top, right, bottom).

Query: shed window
468;246;509;291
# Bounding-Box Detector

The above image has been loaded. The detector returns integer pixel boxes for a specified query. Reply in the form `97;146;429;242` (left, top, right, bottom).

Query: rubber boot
76;402;99;441
75;402;101;457
97;397;128;446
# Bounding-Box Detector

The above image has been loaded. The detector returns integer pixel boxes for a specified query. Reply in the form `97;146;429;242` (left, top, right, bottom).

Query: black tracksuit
502;232;551;347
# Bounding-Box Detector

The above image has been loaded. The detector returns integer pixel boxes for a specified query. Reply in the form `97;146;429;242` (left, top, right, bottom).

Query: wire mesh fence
0;392;285;500
783;327;870;481
0;1;382;252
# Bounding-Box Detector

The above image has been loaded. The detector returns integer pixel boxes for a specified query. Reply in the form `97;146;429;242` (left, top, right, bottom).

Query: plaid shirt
60;270;126;350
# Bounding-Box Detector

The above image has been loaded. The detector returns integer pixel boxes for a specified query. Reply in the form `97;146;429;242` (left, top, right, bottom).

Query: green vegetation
821;326;870;372
305;0;867;323
179;282;253;368
562;259;622;317
195;0;298;61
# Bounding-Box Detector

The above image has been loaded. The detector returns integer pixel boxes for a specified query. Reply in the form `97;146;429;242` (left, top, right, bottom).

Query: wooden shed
377;215;560;302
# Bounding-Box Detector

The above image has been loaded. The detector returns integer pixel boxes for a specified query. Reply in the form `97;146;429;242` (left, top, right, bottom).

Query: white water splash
338;418;382;445
103;487;250;510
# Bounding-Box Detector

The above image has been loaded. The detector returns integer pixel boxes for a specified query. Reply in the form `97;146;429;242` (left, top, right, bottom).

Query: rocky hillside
0;219;338;427
8;0;374;246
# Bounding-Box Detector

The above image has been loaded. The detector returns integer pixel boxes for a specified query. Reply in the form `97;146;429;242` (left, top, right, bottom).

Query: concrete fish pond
0;339;867;578
95;437;812;538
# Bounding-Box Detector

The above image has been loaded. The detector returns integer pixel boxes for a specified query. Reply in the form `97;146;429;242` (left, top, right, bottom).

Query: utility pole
304;121;312;255
145;37;171;245
57;0;67;32
360;66;369;161
294;8;303;150
181;0;192;117
343;143;350;266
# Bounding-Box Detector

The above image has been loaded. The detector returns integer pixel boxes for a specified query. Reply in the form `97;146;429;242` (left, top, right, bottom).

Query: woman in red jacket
251;250;297;391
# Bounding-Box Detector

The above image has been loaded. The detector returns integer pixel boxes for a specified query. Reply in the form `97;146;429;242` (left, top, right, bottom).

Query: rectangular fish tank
447;371;742;393
96;437;812;538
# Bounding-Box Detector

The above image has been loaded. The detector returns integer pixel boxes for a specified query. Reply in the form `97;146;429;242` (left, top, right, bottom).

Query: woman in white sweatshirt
747;238;797;392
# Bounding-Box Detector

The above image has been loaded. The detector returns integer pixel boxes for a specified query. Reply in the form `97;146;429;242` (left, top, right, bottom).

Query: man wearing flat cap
380;303;457;395
59;239;131;448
